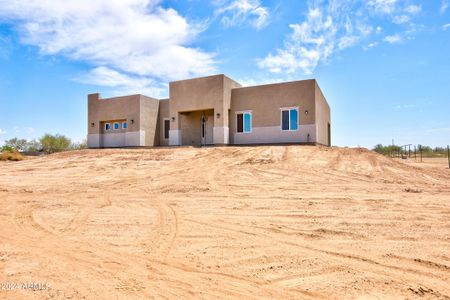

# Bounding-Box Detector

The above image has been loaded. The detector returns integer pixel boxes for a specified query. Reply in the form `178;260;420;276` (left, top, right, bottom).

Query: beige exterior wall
87;93;159;148
88;75;330;148
140;95;160;147
230;80;317;144
168;74;241;145
315;82;331;146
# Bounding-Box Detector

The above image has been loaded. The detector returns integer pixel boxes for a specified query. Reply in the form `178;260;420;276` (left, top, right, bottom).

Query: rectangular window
281;108;299;131
122;122;127;129
237;112;251;133
105;123;111;131
113;122;119;130
164;119;170;139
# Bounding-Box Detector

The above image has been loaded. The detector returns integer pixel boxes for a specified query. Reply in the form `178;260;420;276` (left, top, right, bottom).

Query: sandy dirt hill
0;146;449;299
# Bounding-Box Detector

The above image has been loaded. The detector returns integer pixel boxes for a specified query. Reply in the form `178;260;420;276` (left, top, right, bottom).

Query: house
87;74;331;148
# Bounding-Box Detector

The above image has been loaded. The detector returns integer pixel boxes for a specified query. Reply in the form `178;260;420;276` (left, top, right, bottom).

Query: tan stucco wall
315;82;331;146
87;93;159;147
169;74;224;130
229;80;317;144
140;95;160;147
88;93;141;135
168;75;240;144
158;99;170;146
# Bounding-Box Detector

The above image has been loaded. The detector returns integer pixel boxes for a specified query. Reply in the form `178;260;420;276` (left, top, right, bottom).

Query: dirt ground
0;146;449;299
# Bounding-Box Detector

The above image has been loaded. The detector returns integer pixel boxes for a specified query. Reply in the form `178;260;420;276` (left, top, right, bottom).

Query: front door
201;116;214;146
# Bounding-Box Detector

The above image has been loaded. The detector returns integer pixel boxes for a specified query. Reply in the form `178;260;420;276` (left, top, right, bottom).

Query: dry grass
0;151;24;161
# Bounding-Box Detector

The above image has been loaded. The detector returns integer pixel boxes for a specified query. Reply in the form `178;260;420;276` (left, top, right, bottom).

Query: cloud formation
0;0;215;97
259;0;421;75
214;0;269;29
384;34;402;44
441;0;449;13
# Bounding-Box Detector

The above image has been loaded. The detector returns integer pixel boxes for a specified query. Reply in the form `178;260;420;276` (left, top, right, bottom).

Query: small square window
113;122;119;130
122;122;127;129
105;123;111;131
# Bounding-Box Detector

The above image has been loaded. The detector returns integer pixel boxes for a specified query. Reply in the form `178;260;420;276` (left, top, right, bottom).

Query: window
236;112;252;133
281;108;299;131
105;123;111;131
122;122;127;129
164;119;170;139
113;122;119;130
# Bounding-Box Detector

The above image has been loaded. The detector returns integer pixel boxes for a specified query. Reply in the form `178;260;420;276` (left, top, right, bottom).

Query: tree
4;138;27;151
25;139;41;152
39;134;71;154
70;139;87;150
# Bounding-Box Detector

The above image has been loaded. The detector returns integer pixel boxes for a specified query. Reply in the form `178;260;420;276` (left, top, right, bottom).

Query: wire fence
381;145;450;168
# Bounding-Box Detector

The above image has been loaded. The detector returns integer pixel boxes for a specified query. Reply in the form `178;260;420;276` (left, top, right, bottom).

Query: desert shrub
373;144;401;156
0;151;24;161
4;138;27;151
70;139;87;150
25;139;42;152
1;145;15;153
39;134;71;154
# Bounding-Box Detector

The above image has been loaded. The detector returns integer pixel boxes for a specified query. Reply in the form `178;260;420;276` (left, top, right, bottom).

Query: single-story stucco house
87;74;331;148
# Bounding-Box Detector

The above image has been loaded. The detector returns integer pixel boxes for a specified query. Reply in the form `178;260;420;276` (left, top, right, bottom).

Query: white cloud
441;0;449;13
259;0;419;75
259;6;344;75
384;34;402;43
366;0;398;14
0;0;216;95
214;0;269;30
443;23;450;30
76;66;167;97
0;129;6;135
395;104;417;109
365;42;379;49
405;5;421;14
393;15;410;24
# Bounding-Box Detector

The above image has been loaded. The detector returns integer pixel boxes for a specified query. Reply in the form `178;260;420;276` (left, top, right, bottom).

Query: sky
0;0;449;148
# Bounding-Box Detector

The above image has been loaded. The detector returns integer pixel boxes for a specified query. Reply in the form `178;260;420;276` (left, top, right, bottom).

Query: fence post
414;145;416;161
420;145;423;162
447;145;449;169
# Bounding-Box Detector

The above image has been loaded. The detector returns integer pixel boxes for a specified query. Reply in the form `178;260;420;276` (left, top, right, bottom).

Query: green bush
39;134;71;154
4;138;27;151
1;145;15;153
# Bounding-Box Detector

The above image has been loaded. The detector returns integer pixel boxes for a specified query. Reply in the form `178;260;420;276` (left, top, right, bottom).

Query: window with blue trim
281;108;299;131
113;122;119;130
237;112;251;133
105;123;111;131
122;122;127;129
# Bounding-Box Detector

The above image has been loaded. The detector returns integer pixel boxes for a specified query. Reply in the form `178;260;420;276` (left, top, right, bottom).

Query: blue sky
0;0;449;148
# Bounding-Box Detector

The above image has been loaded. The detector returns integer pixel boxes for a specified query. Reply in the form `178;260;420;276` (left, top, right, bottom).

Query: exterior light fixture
305;110;309;115
131;119;134;124
216;113;221;118
91;123;95;127
171;117;175;122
